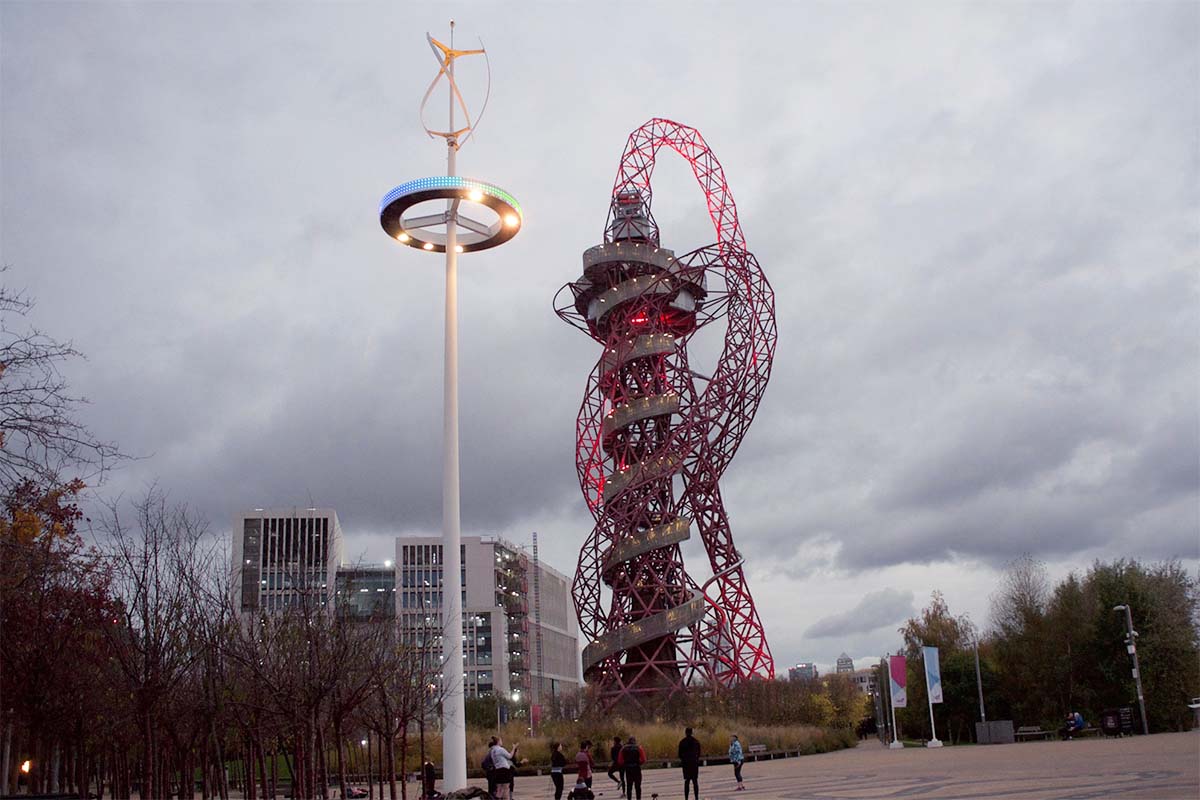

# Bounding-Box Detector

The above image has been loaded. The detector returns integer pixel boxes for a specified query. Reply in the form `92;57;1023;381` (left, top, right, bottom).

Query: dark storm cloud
805;589;916;639
2;1;1196;668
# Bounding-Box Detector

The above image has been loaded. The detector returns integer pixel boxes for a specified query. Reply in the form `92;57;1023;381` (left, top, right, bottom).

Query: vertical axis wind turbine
378;21;522;789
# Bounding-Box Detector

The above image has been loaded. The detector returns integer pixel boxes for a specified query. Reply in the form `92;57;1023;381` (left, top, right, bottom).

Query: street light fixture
378;23;520;792
1112;604;1150;735
963;613;986;724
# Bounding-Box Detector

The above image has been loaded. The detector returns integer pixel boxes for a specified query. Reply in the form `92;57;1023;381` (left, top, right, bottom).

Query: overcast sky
2;1;1196;675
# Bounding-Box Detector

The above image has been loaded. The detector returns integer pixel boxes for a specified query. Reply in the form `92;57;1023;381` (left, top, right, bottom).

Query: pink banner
889;654;907;708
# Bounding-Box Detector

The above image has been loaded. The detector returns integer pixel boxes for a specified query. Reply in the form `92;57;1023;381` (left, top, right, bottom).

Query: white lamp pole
439;23;467;789
377;23;522;788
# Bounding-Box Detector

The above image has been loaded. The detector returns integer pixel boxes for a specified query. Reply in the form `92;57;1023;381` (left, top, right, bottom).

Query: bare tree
101;489;216;799
0;282;121;491
989;554;1050;637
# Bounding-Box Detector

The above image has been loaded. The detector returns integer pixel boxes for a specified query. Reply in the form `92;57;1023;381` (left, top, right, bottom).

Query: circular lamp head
379;176;523;254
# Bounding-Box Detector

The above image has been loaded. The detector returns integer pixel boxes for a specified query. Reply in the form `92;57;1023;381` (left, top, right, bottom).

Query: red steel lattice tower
555;119;776;710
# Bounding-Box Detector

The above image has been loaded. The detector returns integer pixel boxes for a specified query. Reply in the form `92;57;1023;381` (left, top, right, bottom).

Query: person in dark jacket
616;737;646;800
421;759;437;799
677;727;702;800
566;778;594;800
550;742;567;800
607;736;625;794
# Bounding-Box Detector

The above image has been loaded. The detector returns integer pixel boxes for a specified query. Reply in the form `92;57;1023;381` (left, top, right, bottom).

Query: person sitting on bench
1059;711;1086;739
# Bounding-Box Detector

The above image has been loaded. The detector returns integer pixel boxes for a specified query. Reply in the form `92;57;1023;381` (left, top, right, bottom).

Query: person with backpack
677;727;702;800
482;737;498;798
574;740;594;789
606;736;625;795
488;736;519;800
616;737;646;800
550;742;567;800
728;733;745;791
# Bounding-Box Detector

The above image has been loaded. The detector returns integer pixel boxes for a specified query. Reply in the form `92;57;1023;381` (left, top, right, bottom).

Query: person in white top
489;737;520;799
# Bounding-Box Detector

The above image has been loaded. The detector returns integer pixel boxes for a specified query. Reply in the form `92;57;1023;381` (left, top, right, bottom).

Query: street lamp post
973;635;986;723
378;23;522;791
1113;604;1150;735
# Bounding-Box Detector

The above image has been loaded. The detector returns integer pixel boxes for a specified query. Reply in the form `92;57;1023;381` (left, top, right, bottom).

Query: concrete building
850;666;878;695
789;662;818;681
836;652;855;673
395;535;581;702
231;510;582;701
231;508;343;614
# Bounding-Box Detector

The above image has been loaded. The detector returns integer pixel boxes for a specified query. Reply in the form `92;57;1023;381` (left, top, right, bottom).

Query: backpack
481;751;494;771
621;743;641;767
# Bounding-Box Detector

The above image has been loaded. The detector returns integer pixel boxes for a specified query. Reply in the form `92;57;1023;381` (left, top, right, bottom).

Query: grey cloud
805;589;916;639
1;0;1196;666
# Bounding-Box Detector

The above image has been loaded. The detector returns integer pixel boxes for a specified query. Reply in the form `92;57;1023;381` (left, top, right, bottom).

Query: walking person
489;736;520;800
677;727;701;800
607;736;625;795
550;742;567;800
729;734;745;791
617;737;646;800
574;740;595;789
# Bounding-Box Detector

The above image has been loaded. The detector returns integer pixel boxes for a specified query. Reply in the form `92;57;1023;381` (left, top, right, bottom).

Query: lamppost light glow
380;176;523;254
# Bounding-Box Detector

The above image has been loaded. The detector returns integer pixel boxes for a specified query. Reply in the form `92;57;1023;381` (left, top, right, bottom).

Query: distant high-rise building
837;652;855;673
395;535;581;700
231;510;581;700
231;508;343;614
789;662;818;681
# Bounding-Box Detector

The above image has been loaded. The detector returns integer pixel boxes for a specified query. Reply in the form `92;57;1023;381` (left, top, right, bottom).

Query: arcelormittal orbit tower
555;119;776;710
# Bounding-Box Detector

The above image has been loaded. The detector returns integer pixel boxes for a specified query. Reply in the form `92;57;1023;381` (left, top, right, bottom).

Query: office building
396;535;581;701
789;662;819;681
836;652;855;673
231;510;582;701
231;508;343;614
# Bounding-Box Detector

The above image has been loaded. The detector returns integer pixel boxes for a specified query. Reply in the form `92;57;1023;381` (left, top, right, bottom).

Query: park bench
1065;726;1102;739
747;744;768;760
1015;726;1053;741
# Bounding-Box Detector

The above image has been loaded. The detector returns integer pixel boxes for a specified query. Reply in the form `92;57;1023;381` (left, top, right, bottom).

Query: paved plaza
488;732;1199;800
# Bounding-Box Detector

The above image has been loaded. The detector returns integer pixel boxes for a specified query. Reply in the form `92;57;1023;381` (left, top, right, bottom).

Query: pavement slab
481;732;1199;800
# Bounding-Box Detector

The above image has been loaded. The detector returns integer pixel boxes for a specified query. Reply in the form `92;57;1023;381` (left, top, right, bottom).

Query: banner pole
888;654;903;750
925;647;943;748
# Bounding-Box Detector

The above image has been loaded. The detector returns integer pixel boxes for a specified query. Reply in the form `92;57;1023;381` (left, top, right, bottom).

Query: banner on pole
924;645;943;704
889;655;907;708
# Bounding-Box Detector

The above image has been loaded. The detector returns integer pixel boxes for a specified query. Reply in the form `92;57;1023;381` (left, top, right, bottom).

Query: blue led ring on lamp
380;176;522;254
